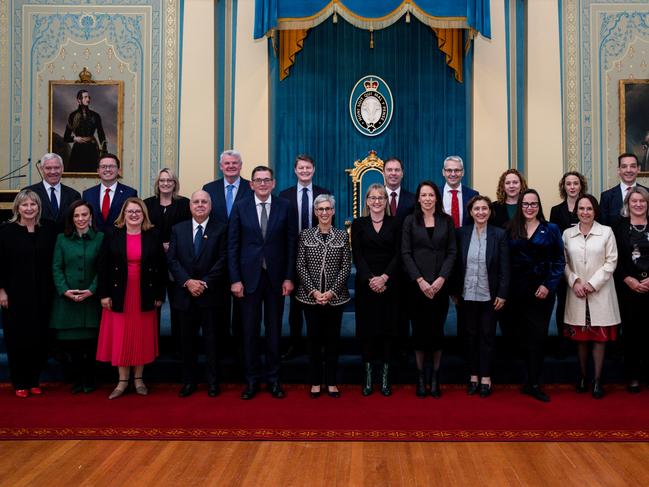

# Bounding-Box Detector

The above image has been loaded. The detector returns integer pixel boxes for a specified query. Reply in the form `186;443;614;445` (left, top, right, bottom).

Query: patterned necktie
390;192;397;216
194;224;203;256
226;184;234;217
50;186;59;217
101;188;110;221
301;187;310;231
450;189;460;228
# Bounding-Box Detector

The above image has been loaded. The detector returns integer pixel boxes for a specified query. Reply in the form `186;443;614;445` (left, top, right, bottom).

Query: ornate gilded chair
345;150;385;228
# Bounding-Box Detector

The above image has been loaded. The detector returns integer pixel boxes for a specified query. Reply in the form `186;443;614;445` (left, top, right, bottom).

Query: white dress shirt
42;181;61;207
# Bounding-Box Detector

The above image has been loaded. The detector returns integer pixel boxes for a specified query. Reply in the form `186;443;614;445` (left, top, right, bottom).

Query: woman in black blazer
144;168;190;349
491;169;528;228
452;196;509;398
402;181;456;398
97;197;166;399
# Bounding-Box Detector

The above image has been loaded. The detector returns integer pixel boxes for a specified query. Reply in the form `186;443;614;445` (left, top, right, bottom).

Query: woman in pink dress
97;197;166;399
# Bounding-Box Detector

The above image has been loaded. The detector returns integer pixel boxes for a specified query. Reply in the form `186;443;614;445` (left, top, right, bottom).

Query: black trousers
620;287;649;381
458;299;497;378
64;339;97;385
2;310;47;390
303;304;343;385
240;270;285;385
509;294;555;386
178;304;221;386
287;294;305;348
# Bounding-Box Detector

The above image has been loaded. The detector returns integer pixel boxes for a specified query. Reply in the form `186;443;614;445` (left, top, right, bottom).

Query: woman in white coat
563;194;620;399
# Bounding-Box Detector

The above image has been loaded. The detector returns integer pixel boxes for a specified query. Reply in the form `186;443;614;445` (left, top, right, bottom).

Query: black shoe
592;380;604;399
467;381;479;396
178;383;197;398
310;387;321;399
327;387;341;398
627;383;641;394
380;363;392;397
479;383;492;398
416;372;427;398
576;377;588;394
208;384;221;397
281;346;301;361
521;384;550;403
430;370;441;399
241;384;259;400
71;383;84;395
362;362;373;396
268;382;285;399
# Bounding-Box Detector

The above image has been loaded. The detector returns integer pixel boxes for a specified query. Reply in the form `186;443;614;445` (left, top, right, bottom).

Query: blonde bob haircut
10;189;42;225
363;183;390;217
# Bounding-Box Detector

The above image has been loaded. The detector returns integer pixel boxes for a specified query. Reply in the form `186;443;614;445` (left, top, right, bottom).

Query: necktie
194;224;203;256
101;188;110;221
390;192;397;216
50;187;59;217
260;202;268;238
450;189;460;228
226;184;234;217
301;187;310;231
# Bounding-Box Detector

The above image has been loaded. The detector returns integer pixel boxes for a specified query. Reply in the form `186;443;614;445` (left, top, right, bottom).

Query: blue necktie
226;184;234;217
194;224;203;256
50;187;59;217
301;187;309;231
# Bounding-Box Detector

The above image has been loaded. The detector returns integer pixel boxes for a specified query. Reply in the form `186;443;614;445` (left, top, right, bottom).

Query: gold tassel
370;28;374;49
333;12;338;23
405;12;411;23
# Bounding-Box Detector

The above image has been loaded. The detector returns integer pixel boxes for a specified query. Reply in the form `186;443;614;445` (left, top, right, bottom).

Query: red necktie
101;188;110;221
390;192;397;216
450;189;460;228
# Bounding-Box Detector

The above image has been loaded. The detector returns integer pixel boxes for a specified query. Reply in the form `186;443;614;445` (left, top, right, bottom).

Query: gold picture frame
619;78;649;175
49;71;123;178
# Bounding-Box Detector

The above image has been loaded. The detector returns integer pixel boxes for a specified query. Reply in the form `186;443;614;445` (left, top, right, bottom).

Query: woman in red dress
96;197;166;399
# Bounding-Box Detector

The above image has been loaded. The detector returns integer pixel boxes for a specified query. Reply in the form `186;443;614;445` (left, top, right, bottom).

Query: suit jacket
549;200;579;234
97;228;165;312
452;224;510;300
144;196;191;243
392;188;416;225
459;185;479;225
82;182;138;233
600;183;649;227
167;218;228;310
279;183;331;232
203;177;252;225
401;212;457;283
25;182;81;232
228;196;297;294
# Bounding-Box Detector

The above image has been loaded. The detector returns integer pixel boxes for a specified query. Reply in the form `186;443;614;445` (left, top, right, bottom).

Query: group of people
0;150;647;403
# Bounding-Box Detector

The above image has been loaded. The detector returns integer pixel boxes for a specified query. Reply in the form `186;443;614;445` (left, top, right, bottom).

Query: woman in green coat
50;200;104;393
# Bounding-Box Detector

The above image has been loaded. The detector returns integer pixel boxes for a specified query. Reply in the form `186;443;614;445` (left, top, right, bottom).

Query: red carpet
1;383;648;441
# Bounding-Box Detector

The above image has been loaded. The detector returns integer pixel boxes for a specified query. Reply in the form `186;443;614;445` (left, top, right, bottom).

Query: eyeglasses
125;209;143;215
252;178;273;185
99;164;118;170
315;207;333;213
521;202;539;209
367;196;386;202
444;168;463;174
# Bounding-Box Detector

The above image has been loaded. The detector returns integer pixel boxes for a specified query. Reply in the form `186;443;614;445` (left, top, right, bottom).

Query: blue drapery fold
254;0;491;39
269;18;470;222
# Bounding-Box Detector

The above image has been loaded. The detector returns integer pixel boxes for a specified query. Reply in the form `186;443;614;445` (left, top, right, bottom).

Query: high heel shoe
576;377;587;394
327;386;341;398
430;370;441;399
15;389;29;398
467;381;479;396
416;372;426;398
133;377;148;396
109;379;129;400
310;386;321;399
592;380;604;399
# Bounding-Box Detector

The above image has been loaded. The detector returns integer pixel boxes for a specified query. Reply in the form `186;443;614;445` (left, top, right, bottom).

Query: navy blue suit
202;177;252;225
460;185;479;225
392;188;416;225
279;183;331;349
25;182;80;232
167;218;228;386
82;182;137;233
600;183;649;227
228;195;297;384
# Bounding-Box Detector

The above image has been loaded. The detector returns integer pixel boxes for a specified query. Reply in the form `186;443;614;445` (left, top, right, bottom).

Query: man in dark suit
384;157;415;224
600;152;649;227
25;152;80;232
167;190;228;398
279;154;331;360
81;153;137;233
228;166;297;400
441;155;479;228
202;149;252;225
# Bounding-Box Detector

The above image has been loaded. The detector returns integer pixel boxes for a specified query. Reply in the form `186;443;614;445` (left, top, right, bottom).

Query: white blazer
562;221;621;327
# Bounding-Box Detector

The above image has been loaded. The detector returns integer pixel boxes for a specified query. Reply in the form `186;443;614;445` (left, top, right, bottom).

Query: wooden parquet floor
1;440;648;486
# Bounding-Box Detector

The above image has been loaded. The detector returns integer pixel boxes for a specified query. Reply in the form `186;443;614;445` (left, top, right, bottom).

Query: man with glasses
82;153;137;233
25;152;80;232
228;166;297;400
600;152;649;227
279;154;331;360
441;155;478;228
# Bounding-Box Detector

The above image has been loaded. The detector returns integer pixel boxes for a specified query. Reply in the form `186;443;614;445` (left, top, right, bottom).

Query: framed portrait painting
49;79;123;177
619;79;649;175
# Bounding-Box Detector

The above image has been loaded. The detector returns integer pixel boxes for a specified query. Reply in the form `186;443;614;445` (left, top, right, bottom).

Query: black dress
0;221;57;389
351;216;401;338
143;196;191;244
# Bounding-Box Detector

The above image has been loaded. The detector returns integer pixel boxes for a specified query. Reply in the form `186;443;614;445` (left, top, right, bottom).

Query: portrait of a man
619;79;649;174
63;89;107;172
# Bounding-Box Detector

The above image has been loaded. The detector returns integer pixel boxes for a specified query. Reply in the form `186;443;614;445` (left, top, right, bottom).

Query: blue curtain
270;17;470;222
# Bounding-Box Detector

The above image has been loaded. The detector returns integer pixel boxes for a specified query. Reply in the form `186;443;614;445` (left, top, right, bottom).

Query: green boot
380;363;392;397
362;362;373;396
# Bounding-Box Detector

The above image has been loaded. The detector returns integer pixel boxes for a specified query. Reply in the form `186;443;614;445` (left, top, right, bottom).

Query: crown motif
363;78;379;91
